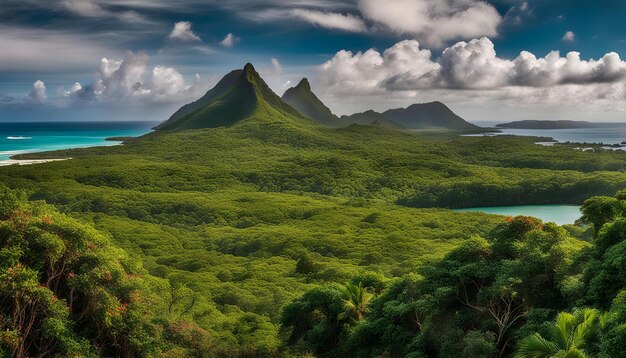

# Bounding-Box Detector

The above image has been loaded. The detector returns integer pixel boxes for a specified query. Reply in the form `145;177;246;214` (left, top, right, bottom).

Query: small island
496;120;597;129
105;136;136;142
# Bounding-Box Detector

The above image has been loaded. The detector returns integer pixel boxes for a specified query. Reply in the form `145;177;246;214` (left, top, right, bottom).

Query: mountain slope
156;69;243;129
281;78;340;127
340;110;404;130
383;102;479;130
157;63;307;131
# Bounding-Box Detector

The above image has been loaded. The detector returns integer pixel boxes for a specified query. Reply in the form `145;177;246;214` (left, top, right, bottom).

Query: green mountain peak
281;78;340;127
296;78;311;90
156;63;307;131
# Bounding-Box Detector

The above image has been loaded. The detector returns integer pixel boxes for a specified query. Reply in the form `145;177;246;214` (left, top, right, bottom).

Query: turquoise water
469;122;626;145
0;122;157;161
454;205;581;225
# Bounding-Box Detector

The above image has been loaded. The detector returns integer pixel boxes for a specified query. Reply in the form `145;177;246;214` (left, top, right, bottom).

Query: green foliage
515;308;603;358
280;286;346;356
580;196;621;234
4;91;626;355
0;187;162;356
338;282;374;322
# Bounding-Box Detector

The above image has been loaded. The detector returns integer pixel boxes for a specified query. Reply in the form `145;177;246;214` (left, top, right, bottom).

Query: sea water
469;122;626;145
0;121;157;161
454;205;581;225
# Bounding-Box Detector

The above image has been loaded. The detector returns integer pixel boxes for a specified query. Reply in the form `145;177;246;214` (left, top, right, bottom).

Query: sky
1;0;626;123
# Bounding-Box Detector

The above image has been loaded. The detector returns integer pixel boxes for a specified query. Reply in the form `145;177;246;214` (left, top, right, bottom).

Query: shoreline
0;158;69;167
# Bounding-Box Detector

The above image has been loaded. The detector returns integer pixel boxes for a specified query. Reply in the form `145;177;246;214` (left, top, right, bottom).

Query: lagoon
454;204;581;225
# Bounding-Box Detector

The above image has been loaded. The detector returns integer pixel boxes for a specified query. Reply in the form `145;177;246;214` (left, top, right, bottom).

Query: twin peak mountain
157;63;478;131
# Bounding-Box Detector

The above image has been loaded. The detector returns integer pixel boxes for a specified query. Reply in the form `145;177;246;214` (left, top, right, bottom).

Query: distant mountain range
158;63;480;132
496;120;597;129
341;102;479;130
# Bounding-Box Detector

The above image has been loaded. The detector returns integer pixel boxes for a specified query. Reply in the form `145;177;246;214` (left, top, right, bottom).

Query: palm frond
515;333;559;358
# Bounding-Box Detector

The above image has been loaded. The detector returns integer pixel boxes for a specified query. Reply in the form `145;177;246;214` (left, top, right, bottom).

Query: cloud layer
358;0;502;46
291;9;367;32
318;38;626;94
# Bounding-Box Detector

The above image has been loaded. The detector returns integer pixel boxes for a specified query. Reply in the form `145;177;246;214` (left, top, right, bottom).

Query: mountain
281;78;340;127
157;63;306;131
383;102;479;130
496;120;597;129
340;110;404;130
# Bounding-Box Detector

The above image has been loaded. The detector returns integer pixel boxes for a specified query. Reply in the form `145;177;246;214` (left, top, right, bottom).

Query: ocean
0;121;158;162
470;121;626;145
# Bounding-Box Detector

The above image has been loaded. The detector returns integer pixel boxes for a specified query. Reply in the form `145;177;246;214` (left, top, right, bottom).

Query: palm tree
515;308;604;358
339;282;374;322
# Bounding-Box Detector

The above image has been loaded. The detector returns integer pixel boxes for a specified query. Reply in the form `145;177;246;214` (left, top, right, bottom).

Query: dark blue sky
1;0;626;122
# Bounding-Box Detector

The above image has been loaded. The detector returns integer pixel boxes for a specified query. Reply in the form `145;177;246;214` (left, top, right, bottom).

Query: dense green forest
2;65;626;356
2;121;626;356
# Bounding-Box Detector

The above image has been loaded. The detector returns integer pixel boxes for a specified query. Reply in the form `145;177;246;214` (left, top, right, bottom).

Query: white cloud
562;31;575;42
358;0;502;47
168;21;201;42
58;82;83;97
220;33;240;47
61;0;146;23
28;80;47;103
271;58;282;75
316;37;626;110
62;51;209;104
291;9;367;32
317;39;440;95
62;0;109;17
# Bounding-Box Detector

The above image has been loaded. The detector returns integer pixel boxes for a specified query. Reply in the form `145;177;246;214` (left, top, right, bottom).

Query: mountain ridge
157;63;307;131
383;101;479;130
281;78;341;127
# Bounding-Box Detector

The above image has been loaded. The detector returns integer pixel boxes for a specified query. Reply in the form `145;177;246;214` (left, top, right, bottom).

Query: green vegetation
2;64;626;356
0;187;276;357
281;192;626;357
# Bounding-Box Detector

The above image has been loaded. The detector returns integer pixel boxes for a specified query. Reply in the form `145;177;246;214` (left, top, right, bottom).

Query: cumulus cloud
62;51;208;104
28;80;47;103
291;9;367;32
358;0;502;47
318;40;440;95
168;21;201;42
562;31;575;42
220;33;240;47
316;37;626;105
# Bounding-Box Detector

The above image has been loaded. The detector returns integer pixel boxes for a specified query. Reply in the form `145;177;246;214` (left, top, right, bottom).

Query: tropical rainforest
1;64;625;357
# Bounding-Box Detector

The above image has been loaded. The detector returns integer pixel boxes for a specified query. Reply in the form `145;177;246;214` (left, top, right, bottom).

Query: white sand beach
0;158;68;167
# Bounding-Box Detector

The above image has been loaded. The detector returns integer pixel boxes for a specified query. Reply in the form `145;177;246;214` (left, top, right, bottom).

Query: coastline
0;158;69;166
